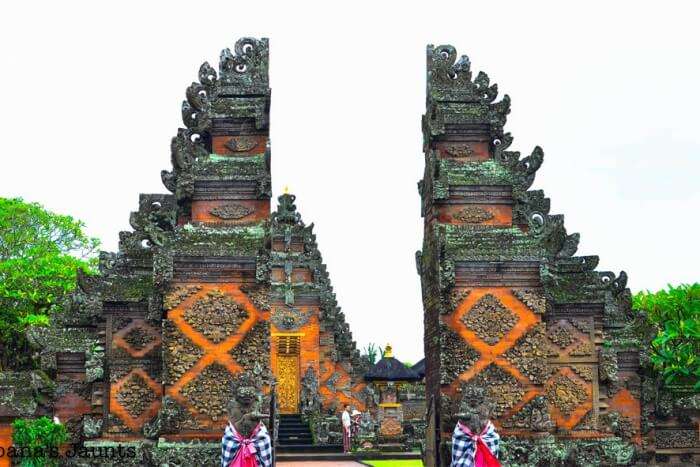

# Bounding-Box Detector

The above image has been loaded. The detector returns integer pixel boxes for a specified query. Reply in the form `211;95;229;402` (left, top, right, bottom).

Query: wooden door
275;335;300;414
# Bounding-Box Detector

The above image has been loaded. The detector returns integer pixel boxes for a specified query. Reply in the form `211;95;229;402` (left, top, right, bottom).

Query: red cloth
228;424;261;467
459;422;501;467
342;425;351;453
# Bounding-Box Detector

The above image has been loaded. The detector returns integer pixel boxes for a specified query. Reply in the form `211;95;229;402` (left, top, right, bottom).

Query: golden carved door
275;335;300;414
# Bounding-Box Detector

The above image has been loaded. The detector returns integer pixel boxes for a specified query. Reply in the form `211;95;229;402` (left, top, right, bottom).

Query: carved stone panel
162;284;269;434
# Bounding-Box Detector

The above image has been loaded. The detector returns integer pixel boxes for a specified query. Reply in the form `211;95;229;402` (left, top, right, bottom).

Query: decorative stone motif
209;203;253;220
224;136;257;153
600;411;637;441
164;285;201;310
183;290;248;343
461;294;518;345
546;373;588;417
547;321;578;349
443;144;474;158
571;365;594;382
599;348;619;384
440;326;479;384
113;319;161;358
454;206;494;223
573;409;596;431
569;340;594;357
117;373;157;419
512;289;547;315
241;285;270;312
503;323;550;384
447;289;470;314
572;318;593;334
180;363;236;420
229;321;270;377
380;418;403;437
122;327;155;352
142;395;202;438
469;364;524;418
501;395;554;432
655;429;700;449
300;366;321;416
163;321;204;385
271;305;311;331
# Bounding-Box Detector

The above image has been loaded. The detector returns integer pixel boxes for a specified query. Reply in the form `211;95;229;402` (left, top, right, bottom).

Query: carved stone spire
272;193;302;225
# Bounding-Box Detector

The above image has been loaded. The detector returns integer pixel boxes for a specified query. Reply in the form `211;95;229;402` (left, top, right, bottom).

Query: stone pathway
277;462;363;466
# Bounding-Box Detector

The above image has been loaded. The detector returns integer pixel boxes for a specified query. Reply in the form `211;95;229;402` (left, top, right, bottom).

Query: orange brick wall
0;424;11;467
270;309;321;389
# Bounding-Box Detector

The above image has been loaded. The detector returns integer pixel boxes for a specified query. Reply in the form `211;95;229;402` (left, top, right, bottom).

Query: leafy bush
632;283;700;389
11;416;68;467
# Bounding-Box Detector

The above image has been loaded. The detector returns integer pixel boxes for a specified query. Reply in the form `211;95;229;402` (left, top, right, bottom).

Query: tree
361;343;385;365
0;198;98;370
633;283;700;390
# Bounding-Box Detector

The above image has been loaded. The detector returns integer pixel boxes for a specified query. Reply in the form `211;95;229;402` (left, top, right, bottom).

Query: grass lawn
363;461;424;467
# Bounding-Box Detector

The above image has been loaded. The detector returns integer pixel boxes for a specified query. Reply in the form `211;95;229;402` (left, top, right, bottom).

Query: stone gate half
417;45;643;466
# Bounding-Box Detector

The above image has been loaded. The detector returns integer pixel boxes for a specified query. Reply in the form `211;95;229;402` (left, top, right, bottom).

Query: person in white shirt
341;404;351;453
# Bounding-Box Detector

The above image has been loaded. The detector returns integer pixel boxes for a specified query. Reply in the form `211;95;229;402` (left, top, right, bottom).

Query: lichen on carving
117;373;157;419
467;364;524;418
164;285;201;310
180;363;236;420
547;321;577;349
209;203;253;220
271;305;311;331
439;325;479;384
122;326;156;353
453;206;494;223
503;323;550;384
444;144;474;158
183;290;248;343
224;136;257;153
163;320;204;385
462;294;518;345
546;373;588;417
229;321;270;379
512;289;547;315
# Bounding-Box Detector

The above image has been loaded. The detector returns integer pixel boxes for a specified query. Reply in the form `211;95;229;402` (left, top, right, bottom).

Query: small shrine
364;345;421;450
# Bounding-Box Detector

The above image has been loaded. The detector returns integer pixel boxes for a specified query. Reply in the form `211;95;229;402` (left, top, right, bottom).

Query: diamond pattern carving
447;288;544;426
163;320;204;385
163;284;265;427
181;363;236;421
547;322;577;349
544;367;593;429
117;372;157;418
547;372;588;416
110;368;162;432
183;290;249;343
461;294;518;345
113;319;161;358
472;364;525;418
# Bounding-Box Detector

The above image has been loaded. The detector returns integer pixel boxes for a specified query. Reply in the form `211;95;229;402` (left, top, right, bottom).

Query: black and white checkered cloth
221;422;272;467
451;420;500;467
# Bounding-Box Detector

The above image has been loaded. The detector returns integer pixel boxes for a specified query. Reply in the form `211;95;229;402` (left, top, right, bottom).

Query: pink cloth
228;424;261;467
342;425;351;453
457;421;501;467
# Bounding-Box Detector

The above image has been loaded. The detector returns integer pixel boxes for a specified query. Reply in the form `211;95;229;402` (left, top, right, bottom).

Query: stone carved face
235;385;257;408
456;385;492;433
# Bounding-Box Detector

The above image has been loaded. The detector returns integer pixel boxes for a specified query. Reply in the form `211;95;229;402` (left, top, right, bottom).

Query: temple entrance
275;334;301;414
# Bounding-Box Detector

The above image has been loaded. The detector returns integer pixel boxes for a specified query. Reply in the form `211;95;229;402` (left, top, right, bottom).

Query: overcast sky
1;1;699;363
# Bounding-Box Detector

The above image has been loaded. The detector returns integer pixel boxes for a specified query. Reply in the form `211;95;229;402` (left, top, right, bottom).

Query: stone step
278;436;313;444
276;443;343;453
